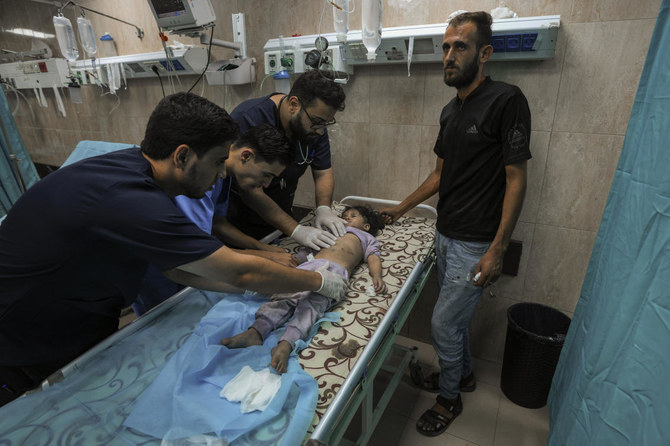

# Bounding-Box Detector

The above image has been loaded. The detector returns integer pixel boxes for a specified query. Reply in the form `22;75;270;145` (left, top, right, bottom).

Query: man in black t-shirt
381;12;531;436
0;93;348;407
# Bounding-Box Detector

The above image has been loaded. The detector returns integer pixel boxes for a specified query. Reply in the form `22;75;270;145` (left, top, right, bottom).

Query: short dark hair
141;92;239;160
448;11;493;50
289;70;346;112
343;205;386;236
234;124;294;167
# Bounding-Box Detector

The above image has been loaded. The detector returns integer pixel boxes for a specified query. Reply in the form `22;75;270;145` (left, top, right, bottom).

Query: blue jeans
432;231;490;399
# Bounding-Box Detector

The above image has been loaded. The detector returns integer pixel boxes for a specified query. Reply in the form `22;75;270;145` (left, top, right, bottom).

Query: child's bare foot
220;328;263;348
270;341;292;374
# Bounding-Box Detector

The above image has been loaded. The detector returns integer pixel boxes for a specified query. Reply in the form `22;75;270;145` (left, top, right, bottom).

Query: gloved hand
291;224;337;251
314;205;347;237
315;261;349;300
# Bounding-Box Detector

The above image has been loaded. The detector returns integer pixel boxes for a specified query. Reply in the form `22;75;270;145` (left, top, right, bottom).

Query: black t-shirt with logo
433;77;532;241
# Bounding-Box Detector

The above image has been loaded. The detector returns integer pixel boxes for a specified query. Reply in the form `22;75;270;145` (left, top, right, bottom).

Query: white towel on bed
220;366;282;413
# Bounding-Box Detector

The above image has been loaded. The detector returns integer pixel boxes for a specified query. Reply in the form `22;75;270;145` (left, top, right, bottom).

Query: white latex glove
315;261;349;300
314;205;347;237
291;224;337;251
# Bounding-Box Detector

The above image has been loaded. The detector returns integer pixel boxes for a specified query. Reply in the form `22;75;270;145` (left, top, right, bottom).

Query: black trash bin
500;302;571;409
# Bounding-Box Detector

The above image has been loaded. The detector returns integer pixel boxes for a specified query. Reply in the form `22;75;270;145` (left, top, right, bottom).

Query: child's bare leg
220;327;263;348
270;341;293;374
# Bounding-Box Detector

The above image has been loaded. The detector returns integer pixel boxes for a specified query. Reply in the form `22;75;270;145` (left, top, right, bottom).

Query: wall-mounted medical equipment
264;15;560;77
263;35;353;76
70;46;208;82
205;57;256;86
147;0;216;35
344;15;560;65
0;58;70;90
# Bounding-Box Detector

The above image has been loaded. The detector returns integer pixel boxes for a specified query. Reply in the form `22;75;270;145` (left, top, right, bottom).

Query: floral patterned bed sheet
277;201;436;431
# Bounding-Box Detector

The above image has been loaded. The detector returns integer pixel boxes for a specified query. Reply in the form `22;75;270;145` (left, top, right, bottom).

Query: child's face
342;209;370;232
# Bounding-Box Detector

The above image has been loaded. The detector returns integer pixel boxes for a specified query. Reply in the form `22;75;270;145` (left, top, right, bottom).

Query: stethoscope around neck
277;94;315;166
297;141;315;165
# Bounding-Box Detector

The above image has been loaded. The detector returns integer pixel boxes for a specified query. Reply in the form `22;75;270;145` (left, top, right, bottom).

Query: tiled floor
343;335;550;446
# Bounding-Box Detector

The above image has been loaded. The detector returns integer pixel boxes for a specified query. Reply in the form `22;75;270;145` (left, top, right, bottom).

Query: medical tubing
186;25;214;94
151;65;166;97
310;261;424;440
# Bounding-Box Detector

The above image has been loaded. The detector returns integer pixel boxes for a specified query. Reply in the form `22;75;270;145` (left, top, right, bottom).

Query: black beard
444;54;479;89
289;113;319;146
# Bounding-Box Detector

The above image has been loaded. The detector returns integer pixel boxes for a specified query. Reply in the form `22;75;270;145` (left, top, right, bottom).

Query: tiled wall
1;0;662;362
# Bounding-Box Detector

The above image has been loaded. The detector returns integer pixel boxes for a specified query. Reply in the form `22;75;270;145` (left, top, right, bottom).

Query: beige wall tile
235;0;274;54
570;0;662;22
537;132;623;231
330;121;371;201
553;20;656;135
271;0;329;37
367;123;423;200
521;130;550;224
421;63;455;126
382;0;430;27
524;224;596;313
418;125;440;209
101;113;146;145
424;0;499;22
337;65;371;124
485;30;565;132
503;0;573;18
369;64;426;125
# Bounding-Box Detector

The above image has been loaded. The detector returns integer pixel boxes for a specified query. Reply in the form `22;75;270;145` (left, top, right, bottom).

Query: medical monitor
147;0;216;33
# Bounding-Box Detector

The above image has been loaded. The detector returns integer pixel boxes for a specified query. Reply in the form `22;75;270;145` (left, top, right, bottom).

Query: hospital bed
0;142;437;445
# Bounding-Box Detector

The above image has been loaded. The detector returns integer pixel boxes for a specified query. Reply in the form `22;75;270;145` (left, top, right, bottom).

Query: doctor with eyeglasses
223;69;348;250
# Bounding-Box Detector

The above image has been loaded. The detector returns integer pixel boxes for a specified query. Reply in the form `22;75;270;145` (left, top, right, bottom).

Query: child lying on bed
221;205;387;373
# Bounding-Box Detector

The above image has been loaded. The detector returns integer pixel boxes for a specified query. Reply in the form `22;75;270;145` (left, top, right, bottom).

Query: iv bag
77;17;97;57
53;15;79;61
361;0;382;61
332;0;350;43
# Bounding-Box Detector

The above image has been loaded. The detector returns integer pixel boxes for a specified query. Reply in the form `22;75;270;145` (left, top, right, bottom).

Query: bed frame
0;196;436;446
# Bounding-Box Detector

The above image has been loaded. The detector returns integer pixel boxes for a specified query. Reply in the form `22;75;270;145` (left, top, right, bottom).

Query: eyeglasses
299;99;336;130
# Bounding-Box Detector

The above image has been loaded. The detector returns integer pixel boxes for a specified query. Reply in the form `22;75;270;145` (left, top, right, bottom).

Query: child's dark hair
342;205;386;236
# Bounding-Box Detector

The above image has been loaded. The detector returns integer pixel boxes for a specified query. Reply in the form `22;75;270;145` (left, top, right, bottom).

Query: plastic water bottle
77;17;97;57
53;15;79;61
361;0;382;61
332;0;350;43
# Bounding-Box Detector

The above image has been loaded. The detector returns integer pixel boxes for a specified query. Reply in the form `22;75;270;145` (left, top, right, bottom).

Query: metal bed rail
309;248;436;445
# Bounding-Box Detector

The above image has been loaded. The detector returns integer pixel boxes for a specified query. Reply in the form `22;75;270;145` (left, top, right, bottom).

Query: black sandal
416;394;463;437
422;371;477;393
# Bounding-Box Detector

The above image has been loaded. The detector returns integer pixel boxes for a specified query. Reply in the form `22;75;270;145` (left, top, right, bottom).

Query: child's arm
366;254;387;294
